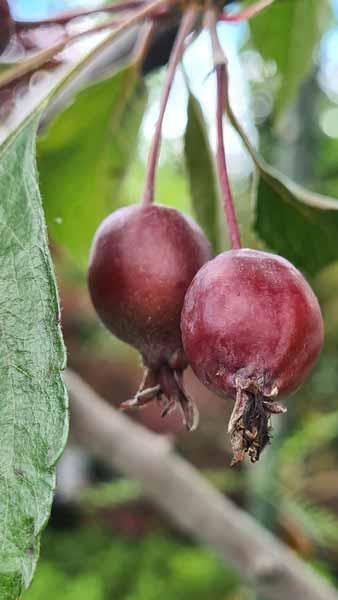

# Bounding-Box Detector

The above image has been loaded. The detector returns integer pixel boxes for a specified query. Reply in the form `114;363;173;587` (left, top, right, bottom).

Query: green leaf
249;0;331;117
224;94;338;275
0;114;68;598
254;164;338;275
38;64;147;266
184;93;221;253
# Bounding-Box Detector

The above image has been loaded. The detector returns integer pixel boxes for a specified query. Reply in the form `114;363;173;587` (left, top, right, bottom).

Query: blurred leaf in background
223;90;338;275
249;0;332;119
184;93;222;253
254;166;338;276
26;527;239;600
38;65;147;267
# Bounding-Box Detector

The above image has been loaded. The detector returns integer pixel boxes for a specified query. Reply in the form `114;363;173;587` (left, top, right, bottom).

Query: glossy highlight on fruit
88;203;212;430
181;249;324;464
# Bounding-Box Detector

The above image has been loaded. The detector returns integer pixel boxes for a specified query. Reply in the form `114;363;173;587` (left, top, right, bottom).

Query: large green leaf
0;115;68;598
249;0;331;117
38;65;147;266
184;93;221;253
224;90;338;275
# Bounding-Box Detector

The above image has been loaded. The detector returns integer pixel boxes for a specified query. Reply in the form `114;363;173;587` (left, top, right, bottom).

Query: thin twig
220;0;275;22
207;9;241;249
65;368;338;600
0;41;66;90
142;5;199;205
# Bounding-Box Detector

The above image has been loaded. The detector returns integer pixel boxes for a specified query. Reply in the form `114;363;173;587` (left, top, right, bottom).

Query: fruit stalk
215;63;242;249
142;5;199;205
208;11;241;249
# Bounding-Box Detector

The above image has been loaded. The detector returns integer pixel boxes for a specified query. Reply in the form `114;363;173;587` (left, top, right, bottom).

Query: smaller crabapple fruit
88;203;212;430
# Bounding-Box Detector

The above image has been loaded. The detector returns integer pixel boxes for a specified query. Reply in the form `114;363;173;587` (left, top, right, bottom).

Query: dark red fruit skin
0;1;13;55
88;204;212;369
181;249;324;401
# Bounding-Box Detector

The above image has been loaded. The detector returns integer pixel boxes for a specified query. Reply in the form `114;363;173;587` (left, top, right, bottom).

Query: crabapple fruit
181;249;324;464
88;203;212;430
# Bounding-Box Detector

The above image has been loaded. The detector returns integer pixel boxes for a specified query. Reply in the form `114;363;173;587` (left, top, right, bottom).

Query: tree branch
65;369;338;600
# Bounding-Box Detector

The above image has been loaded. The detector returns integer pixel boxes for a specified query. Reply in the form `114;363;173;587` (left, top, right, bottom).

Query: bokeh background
4;0;338;598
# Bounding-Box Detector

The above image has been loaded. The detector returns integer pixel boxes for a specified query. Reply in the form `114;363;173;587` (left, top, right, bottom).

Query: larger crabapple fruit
181;249;324;464
88;203;212;430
